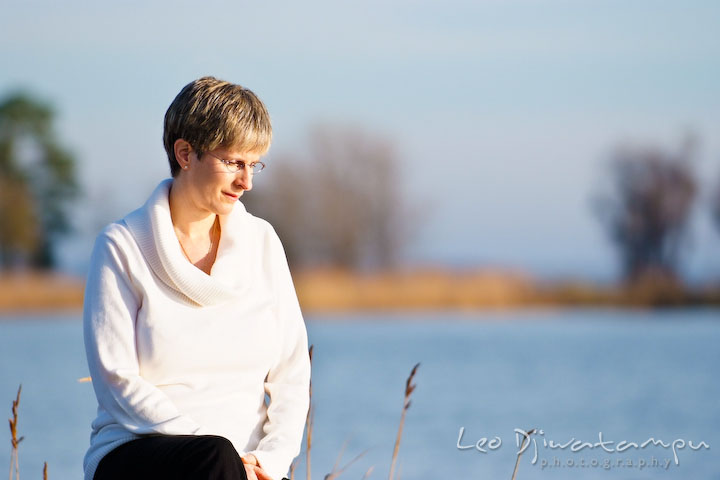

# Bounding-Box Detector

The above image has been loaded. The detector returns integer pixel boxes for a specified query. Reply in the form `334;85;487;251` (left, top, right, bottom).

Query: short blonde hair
163;76;272;177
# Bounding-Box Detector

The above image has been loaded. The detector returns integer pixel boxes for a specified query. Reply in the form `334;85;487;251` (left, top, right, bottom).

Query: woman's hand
242;454;273;480
243;463;273;480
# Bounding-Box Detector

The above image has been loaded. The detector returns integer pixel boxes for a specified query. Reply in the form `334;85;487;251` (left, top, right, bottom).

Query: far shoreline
1;269;719;315
2;305;720;324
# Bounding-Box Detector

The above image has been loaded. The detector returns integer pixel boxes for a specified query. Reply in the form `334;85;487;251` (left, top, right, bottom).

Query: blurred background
1;1;718;479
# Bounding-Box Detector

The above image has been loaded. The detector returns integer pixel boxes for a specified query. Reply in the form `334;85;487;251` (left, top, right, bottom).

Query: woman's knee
191;435;246;478
197;435;238;458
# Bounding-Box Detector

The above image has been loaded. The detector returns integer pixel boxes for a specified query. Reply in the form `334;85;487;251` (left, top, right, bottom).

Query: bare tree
712;173;720;234
245;155;314;267
593;137;697;283
244;124;414;270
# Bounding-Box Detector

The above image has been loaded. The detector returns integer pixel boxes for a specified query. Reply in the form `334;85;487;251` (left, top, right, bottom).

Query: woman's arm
247;226;311;480
83;226;203;435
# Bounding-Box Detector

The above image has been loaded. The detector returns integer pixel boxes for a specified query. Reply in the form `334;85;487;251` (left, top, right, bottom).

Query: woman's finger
252;465;274;480
244;464;259;480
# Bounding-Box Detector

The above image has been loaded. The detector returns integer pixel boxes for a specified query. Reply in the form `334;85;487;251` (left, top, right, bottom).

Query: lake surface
0;308;718;479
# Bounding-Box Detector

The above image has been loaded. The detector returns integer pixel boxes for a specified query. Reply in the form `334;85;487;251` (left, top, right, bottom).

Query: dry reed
510;428;536;480
8;385;23;480
289;458;297;480
324;441;368;480
7;347;428;480
306;345;314;480
360;466;374;479
388;363;419;480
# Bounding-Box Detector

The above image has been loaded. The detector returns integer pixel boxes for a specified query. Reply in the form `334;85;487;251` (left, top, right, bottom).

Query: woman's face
183;146;261;216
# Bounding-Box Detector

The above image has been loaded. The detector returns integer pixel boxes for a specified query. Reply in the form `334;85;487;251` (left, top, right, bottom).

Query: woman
83;77;310;480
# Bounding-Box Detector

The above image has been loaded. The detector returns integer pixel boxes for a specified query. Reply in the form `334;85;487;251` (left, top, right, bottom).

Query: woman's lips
223;192;239;200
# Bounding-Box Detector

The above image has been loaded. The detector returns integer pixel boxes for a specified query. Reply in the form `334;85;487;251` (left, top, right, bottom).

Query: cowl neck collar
124;178;251;306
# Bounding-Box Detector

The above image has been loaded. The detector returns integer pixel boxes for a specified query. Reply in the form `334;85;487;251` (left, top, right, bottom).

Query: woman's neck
168;177;216;240
168;177;221;274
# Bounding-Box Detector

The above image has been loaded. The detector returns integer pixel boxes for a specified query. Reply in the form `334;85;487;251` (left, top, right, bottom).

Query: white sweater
82;179;310;480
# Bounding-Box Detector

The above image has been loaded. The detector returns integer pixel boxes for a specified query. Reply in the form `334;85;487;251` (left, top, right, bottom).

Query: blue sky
2;0;719;281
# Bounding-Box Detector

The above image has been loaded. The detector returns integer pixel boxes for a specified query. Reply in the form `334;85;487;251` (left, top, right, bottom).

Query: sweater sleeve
249;226;311;480
83;227;203;436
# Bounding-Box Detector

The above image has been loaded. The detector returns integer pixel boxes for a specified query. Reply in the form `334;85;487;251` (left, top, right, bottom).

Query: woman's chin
213;201;236;216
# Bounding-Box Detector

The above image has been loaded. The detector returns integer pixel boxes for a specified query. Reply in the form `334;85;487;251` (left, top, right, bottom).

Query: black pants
94;434;248;480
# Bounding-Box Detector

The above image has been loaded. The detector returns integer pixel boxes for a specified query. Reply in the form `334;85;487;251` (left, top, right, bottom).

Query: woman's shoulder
233;205;279;240
90;220;141;260
232;211;289;267
84;220;145;280
94;220;134;244
249;214;276;237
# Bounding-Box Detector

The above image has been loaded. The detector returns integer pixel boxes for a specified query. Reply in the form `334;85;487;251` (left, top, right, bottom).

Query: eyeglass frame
202;151;266;174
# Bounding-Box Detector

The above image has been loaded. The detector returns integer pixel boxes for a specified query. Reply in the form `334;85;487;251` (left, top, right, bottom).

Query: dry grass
388;364;419;480
5;386;48;480
305;345;313;480
295;268;720;311
324;442;367;480
2;269;719;313
7;348;540;479
0;273;83;312
295;268;535;311
8;385;22;480
293;348;421;480
510;428;536;480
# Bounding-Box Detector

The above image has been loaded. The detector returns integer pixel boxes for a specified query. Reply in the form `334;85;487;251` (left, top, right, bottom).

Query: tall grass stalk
388;363;419;480
360;466;374;479
510;428;536;480
289;458;297;480
306;345;314;480
324;441;367;480
8;385;23;480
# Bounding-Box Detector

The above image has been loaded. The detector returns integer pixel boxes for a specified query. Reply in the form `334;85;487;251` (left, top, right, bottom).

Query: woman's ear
174;138;193;170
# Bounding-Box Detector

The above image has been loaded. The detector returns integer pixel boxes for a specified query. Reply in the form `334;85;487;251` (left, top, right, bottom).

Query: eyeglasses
204;151;266;174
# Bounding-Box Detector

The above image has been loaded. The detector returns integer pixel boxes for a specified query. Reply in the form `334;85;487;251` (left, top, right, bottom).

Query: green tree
0;92;78;269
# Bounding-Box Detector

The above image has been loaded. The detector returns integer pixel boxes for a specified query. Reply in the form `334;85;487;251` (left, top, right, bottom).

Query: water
0;309;718;479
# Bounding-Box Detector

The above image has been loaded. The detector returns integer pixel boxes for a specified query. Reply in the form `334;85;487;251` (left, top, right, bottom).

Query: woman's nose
234;168;252;191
